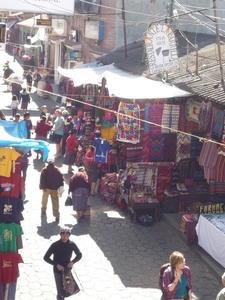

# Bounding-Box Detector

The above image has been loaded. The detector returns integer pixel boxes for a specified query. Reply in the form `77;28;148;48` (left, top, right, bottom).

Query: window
75;0;100;14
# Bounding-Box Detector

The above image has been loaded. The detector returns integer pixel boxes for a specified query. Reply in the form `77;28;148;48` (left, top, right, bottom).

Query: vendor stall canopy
57;64;191;99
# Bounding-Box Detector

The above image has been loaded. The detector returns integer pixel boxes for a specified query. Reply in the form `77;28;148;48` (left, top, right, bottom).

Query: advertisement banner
0;0;75;16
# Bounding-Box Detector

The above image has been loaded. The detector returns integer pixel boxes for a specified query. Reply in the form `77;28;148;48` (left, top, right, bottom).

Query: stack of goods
99;173;118;204
138;214;153;226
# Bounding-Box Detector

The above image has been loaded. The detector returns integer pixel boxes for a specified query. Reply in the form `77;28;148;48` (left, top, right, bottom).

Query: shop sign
199;203;224;214
0;0;74;16
52;19;67;36
36;19;52;27
145;24;179;74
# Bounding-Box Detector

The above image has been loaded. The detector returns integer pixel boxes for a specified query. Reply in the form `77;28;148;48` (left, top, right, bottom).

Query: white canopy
57;64;191;99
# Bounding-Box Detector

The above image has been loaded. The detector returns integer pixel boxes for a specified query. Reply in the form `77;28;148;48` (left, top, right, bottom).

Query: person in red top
35;116;53;159
63;128;78;173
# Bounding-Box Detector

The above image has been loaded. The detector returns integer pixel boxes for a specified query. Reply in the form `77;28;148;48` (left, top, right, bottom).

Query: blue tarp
0;120;49;161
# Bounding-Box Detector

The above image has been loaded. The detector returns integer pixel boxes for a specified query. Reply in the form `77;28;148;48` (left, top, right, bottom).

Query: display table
196;214;225;268
129;194;160;223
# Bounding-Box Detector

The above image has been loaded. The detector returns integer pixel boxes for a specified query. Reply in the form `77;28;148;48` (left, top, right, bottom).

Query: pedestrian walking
20;88;30;113
13;46;18;62
11;81;22;100
39;156;64;222
216;272;225;300
10;94;19;118
52;109;64;158
43;226;82;300
63;128;78;173
35;116;53;159
84;145;100;196
23;112;33;139
161;251;192;300
68;166;90;222
26;71;33;93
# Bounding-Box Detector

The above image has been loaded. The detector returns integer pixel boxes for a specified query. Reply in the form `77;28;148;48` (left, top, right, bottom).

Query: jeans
54;272;64;300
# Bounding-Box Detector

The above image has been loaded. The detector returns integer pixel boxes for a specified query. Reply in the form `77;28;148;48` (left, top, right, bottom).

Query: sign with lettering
199;203;224;214
37;19;52;27
0;0;74;15
145;24;179;75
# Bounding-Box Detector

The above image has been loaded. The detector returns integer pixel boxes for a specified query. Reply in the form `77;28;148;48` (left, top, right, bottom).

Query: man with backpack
160;251;192;300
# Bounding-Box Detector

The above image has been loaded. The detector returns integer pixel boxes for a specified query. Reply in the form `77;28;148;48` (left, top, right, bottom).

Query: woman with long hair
63;128;78;173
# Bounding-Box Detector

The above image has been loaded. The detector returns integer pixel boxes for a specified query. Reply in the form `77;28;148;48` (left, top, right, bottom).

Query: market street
0;52;222;300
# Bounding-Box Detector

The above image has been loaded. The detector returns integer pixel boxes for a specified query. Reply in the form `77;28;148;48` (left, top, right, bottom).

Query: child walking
11;94;19;119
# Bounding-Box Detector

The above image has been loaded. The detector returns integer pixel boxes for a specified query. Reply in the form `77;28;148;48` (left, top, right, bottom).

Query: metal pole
213;0;224;87
121;0;127;58
169;0;174;27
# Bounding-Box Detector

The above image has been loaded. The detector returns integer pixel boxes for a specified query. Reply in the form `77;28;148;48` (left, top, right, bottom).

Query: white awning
57;64;192;99
31;28;46;44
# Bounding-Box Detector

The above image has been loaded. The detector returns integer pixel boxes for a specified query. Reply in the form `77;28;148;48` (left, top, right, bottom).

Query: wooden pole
213;0;224;87
121;0;127;58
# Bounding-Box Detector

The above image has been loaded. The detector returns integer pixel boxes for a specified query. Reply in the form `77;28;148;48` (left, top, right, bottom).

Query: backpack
159;263;174;292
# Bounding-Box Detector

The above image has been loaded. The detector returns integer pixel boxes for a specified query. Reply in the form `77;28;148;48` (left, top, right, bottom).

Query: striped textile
198;101;212;133
199;141;218;180
149;132;164;162
176;133;191;163
161;104;180;134
178;102;186;131
214;154;225;182
210;181;225;194
149;103;164;133
163;133;177;162
190;133;203;160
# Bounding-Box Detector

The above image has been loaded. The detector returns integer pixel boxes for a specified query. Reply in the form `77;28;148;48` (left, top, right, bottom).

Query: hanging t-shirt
0;173;24;198
0;252;23;284
0;197;24;224
0;222;23;253
0;148;20;178
93;138;111;163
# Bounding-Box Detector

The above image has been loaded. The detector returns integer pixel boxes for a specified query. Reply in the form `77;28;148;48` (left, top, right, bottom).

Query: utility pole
213;0;224;87
169;0;174;27
121;0;127;58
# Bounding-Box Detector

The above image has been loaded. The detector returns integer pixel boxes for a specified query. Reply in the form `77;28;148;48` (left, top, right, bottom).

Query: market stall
196;212;225;268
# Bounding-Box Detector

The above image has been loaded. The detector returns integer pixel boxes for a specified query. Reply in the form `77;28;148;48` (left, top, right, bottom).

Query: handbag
62;267;80;297
49;132;55;143
65;195;72;206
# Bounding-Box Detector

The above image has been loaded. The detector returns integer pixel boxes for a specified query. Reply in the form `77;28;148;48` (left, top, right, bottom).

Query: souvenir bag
62;267;80;297
65;195;72;206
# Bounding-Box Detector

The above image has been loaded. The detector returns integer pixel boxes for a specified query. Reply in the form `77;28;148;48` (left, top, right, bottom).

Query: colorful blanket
117;102;140;144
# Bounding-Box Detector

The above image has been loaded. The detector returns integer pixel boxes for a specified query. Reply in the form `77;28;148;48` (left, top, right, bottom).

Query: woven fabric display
149;103;164;133
199;141;218;180
117;102;140;144
124;143;143;161
144;103;150;134
149;132;164;162
211;108;225;142
162;133;177;162
198;101;212;132
190;133;203;161
210;181;225;194
161;104;180;134
141;133;150;162
156;164;172;202
132;162;158;198
176;133;191;163
178;102;186;131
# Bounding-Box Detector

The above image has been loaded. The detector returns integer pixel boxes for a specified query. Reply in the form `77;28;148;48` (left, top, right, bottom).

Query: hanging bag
49;132;55;143
65;195;72;206
61;267;80;297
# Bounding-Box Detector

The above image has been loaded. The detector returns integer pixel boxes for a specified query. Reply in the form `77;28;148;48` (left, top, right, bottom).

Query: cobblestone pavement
0;52;221;300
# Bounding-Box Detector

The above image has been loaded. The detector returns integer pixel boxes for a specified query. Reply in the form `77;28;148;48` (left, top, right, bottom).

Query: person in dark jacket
3;65;13;80
20;88;30;113
43;226;82;300
39;156;64;221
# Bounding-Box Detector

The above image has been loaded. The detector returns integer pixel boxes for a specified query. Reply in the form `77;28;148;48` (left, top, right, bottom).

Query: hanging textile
178;102;186;131
144;103;150;134
176;133;191;163
149;103;164;133
162;133;177;162
0;197;24;224
117;102;140;144
198;101;212;133
161;104;180;134
199;141;218;180
156;164;172;202
211;108;225;142
190;133;203;161
0;148;20;178
149;132;164;162
0;252;23;283
141;133;150;162
0;222;23;252
93;138;111;163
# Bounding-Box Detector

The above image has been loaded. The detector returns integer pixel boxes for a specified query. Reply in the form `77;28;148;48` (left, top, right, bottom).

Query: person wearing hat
68;166;90;221
43;226;82;300
63;128;78;173
39;156;64;221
